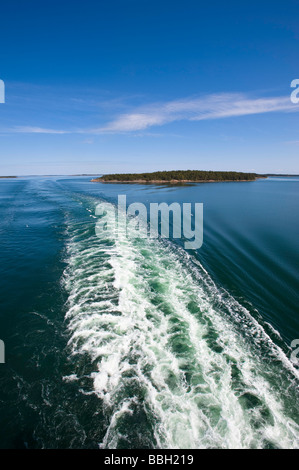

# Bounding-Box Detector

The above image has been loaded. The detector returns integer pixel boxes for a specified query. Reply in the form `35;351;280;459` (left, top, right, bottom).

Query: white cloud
93;93;297;133
12;126;70;134
2;92;298;135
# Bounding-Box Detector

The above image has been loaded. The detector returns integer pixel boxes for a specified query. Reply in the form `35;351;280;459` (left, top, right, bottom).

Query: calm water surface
0;176;298;448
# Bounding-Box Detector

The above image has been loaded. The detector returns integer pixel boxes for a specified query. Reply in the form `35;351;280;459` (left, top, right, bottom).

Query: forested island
91;170;263;184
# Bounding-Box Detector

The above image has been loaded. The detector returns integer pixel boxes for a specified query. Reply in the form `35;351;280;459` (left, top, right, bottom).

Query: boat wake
62;197;299;449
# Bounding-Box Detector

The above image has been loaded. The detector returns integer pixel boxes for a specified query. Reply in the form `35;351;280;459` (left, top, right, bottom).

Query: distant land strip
91;170;266;184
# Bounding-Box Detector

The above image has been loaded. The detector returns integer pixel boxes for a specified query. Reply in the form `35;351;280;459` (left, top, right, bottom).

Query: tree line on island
92;170;261;183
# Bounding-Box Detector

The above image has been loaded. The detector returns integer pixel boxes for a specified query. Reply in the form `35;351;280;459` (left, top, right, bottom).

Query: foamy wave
62;199;299;449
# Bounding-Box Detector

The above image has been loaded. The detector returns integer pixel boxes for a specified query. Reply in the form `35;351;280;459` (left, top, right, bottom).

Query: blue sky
0;0;298;175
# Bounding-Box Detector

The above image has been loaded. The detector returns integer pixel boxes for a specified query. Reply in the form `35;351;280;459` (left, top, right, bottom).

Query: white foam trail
63;199;299;449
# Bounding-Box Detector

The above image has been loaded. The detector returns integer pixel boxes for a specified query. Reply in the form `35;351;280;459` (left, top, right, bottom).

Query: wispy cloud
94;93;297;133
12;126;70;134
2;92;298;135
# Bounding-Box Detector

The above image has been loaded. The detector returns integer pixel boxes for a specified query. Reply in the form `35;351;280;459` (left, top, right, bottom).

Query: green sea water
0;176;298;449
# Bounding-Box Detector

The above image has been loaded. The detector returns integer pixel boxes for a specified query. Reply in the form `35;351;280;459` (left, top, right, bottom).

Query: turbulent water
0;176;298;448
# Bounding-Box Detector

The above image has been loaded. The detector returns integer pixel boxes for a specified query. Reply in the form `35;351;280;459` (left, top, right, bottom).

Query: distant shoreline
1;174;298;180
